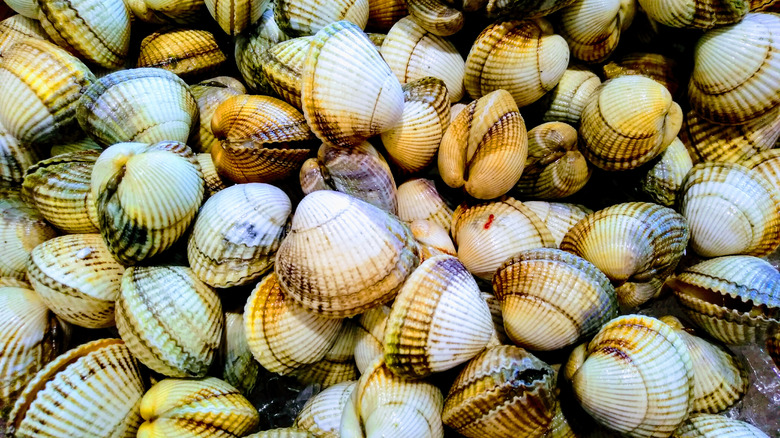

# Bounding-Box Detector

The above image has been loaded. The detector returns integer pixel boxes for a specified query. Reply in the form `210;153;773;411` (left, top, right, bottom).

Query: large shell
579;75;683;171
523;201;592;247
668;255;780;345
442;345;558;438
539;65;601;126
295;380;356;437
0;118;39;186
137;377;260;438
7;339;145;438
493;248;618;351
115;266;224;377
37;0;131;68
301;21;403;147
680;108;780;164
438;89;528;200
275;190;419;318
0;14;48;56
189;77;247;154
673;414;769;437
259;36;312;109
564;315;694;438
560;202;689;308
234;9;290;93
679;162;780;258
137;28;227;79
275;0;368;37
205;0;267;35
688;13;780;124
602;52;680;95
465;19;569;108
222;312;260;396
556;0;634;63
640;138;693;207
639;0;747;29
0;190;58;279
396;178;453;232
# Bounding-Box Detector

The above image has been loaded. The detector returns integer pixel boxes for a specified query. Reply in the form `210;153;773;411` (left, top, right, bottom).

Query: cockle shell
275;190;419;318
406;0;463;36
49;135;100;156
523;201;592;247
602;52;679;95
235;9;290;93
539;65;601;126
0;15;47;55
750;0;780;10
189;77;247;154
640;138;693;207
353;305;389;374
124;0;205;24
259;36;312;109
639;0;748;29
4;0;38;18
295;381;356;438
137;28;227;79
367;0;406;31
205;0;268;35
222;312;260;396
485;0;576;19
556;0;634;63
0;118;38;185
410;219;456;261
680;108;780;164
275;0;369;37
673;414;769;437
197;152;232;197
740;149;780;194
0;190;58;279
396;178;453;232
293;321;360;387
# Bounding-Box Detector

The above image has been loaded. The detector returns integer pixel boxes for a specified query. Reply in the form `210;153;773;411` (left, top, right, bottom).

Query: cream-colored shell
540;65;601;126
295;381;356;438
292;321;360;388
0;117;38;185
640;138;693;207
205;0;268;35
0;15;48;56
189;77;247;154
396;178;453;232
639;0;748;29
557;0;634;62
523;201;592;247
222;312;260;396
353;305;389;374
0;190;58;279
674;414;769;437
275;0;368;36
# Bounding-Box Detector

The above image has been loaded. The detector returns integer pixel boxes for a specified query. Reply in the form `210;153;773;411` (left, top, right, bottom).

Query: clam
0;14;47;56
639;0;748;29
564;315;694;438
353;305;389;374
295;381;356;438
259;36;312;109
7;339;145;437
452;197;556;280
137;377;260;438
539;65;601;126
602;52;680;95
115;266;224;377
679;162;780;258
206;0;267;35
465;18;569;108
410;219;457;261
0;189;58;279
0;118;38;185
493;248;619;351
137;28;227;79
688;13;780;124
293;321;360;387
396;178;453;232
222;311;260;396
579;75;683;171
366;0;406;31
188;183;291;288
4;0;38;18
197;152;233;197
275;0;368;37
125;0;205;23
741;149;780;192
485;0;577;19
77;68;199;147
301;21;404;147
523;201;592;247
514;122;591;199
640;138;693;207
442;345;558;438
49;136;101;156
407;0;463;36
0;277;31;288
438;89;528;200
275;190;419;318
556;0;635;63
667;255;780;345
189;76;247;154
300;141;397;214
560;202;689;308
673;414;769;437
235;8;290;93
750;0;780;10
481;292;509;345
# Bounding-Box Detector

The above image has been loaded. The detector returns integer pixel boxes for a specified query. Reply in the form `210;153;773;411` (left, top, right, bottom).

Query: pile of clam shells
0;0;778;436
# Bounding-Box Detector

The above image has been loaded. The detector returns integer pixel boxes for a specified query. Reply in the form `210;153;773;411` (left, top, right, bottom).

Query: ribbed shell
381;16;464;101
243;272;343;374
442;345;558;438
292;322;359;388
493;248;618;351
37;0;131;68
452;197;556;280
77;68;199;147
234;9;290;93
189;77;246;154
438;89;528;199
137;377;260;438
0;38;94;146
740;149;780;194
4;0;39;18
275;190;419;318
579;76;683;171
465;19;568;108
259;36;312;109
380;77;451;174
407;0;463;36
188;183;291;288
222;312;259;396
689;13;780;124
639;0;748;29
125;0;206;24
673;414;769;437
205;0;267;35
557;0;634;62
301;21;403;147
410;219;457;261
485;0;576;19
540;65;601;126
0;117;38;185
275;0;368;36
137;28;227;79
197;153;232;197
0;191;58;279
749;0;780;10
396;178;453;232
640;138;693;207
384;255;493;378
0;15;48;55
680;162;780;258
602;52;680;95
27;234;124;328
523;201;592;247
115;266;223;377
566;315;694;438
560;202;689;308
49;135;101;156
367;0;406;31
21;150;99;234
680;108;780;164
8;339;145;438
246;429;315;438
295;381;356;438
353;305;389;374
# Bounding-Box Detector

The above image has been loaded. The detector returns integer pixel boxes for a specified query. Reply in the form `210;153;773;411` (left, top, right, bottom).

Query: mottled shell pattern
259;36;312;109
0;117;38;186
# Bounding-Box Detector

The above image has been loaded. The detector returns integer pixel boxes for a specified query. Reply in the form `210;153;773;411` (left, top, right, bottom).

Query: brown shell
556;0;634;63
137;28;227;80
407;0;463;36
602;52;679;95
189;77;247;154
0;118;38;185
259;36;312;109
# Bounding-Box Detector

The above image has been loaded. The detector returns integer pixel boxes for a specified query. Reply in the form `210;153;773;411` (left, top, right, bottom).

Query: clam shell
688;13;780;124
640;138;693;207
197;152;232;197
301;21;403;147
137;377;259;438
0;14;48;56
442;345;558;438
295;381;356;438
438;89;528;200
222;312;260;396
465;18;569;107
396;178;453;232
353;305;389;374
244;272;343;374
673;414;769;437
367;0;406;31
639;0;748;29
259;36;312;109
406;0;463;36
750;0;780;10
125;0;206;24
115;266;223;377
235;9;290;93
485;0;576;19
523;201;592;247
740;149;780;194
205;0;267;35
481;292;509;345
4;0;39;18
410;219;457;261
49;135;101;156
540;65;601;126
137;28;227;79
557;0;634;62
188;183;291;288
602;52;679;95
679;162;780;258
275;0;368;37
0;190;58;279
293;321;360;388
189;77;246;154
275;190;419;318
0;117;38;185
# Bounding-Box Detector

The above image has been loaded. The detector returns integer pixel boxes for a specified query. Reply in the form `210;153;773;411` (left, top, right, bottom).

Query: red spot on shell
484;214;495;229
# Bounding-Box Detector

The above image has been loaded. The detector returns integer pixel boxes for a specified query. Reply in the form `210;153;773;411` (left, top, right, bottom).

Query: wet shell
301;21;403;147
259;36;312;109
668;255;780;345
275;190;419;318
688;13;780;124
244;272;343;375
560;202;689;308
137;28;227;79
37;0;131;68
740;149;780;193
293;322;360;387
396;178;453;232
406;0;463;36
493;248;618;351
77;68;199;147
680;108;780;164
640;138;693;207
602;52;680;95
353;305;389;374
523;201;592;247
556;0;634;63
295;380;356;438
673;414;769;437
7;339;145;438
222;312;260;396
188;183;291;288
438;89;528;200
0;14;48;56
367;0;406;31
205;0;267;35
442;345;558;438
380;77;451;174
197;152;232;197
189;77;247;154
137;377;260;438
0;191;58;279
539;65;601;126
21;150;99;234
27;234;124;328
679;162;780;258
0;118;38;185
639;0;748;29
465;19;568;108
410;219;457;261
235;9;290;93
275;0;368;37
515;122;590;199
115;266;223;377
564;315;694;438
0;38;94;146
481;292;509;345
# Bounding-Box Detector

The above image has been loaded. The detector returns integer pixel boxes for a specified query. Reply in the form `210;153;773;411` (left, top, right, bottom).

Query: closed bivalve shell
205;0;268;36
295;380;356;437
137;28;227;79
673;414;769;437
396;178;453;232
275;0;369;37
523;201;592;247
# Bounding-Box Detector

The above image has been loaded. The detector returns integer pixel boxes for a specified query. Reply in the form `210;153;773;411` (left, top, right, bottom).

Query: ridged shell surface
680;108;780;164
205;0;267;35
275;0;369;36
0;15;48;56
557;0;634;62
0;118;38;185
137;28;227;79
189;77;246;154
353;305;389;374
222;312;259;396
396;178;453;232
639;0;748;29
295;380;356;437
4;0;39;18
125;0;206;24
246;429;315;438
673;414;769;437
410;219;457;261
485;0;576;18
367;0;406;31
640;138;693;207
259;36;312;109
0;191;59;279
292;321;359;388
602;52;680;95
523;201;592;247
540;65;601;126
234;9;290;93
406;0;463;36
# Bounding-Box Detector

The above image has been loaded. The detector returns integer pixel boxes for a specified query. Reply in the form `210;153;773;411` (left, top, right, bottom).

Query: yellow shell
0;189;58;279
0;14;48;56
137;28;228;79
410;219;457;261
205;0;268;35
639;0;748;29
295;380;356;438
557;0;634;62
125;0;206;24
367;0;406;31
539;65;601;126
406;0;463;36
189;76;247;154
396;178;453;232
640;138;693;207
197;152;233;197
49;135;100;156
523;201;592;247
602;52;680;94
259;36;312;109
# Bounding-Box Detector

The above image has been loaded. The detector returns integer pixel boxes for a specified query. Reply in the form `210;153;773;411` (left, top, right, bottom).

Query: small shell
367;0;406;31
293;322;360;388
750;0;780;10
246;429;315;438
396;178;453;232
438;89;528;199
0;14;48;56
275;0;368;36
602;52;679;95
49;136;101;156
639;0;748;29
673;414;769;437
205;0;267;35
353;305;389;374
522;201;592;247
189;77;247;154
481;292;509;345
295;381;356;438
406;0;463;36
0;191;58;279
410;219;457;261
259;36;312;109
740;149;780;193
639;138;693;207
137;28;227;79
680;108;780;164
556;0;634;62
137;377;259;438
115;266;223;377
0;118;38;185
539;65;601;126
222;312;260;396
235;9;290;93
